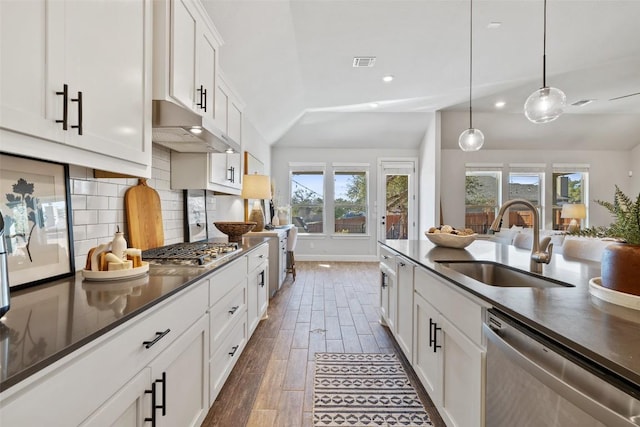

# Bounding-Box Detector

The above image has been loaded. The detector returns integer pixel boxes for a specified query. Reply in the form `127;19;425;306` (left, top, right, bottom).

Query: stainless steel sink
437;261;574;288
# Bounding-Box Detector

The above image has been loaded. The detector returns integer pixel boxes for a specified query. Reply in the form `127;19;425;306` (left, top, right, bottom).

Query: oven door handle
484;323;638;427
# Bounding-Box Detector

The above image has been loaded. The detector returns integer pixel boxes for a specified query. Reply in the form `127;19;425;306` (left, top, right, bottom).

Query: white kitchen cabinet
148;314;209;427
79;369;152;427
247;243;270;334
153;0;222;120
170;152;241;195
0;0;152;177
211;152;242;190
395;256;415;362
245;227;292;298
212;72;244;147
379;248;397;332
0;277;208;427
412;267;486;427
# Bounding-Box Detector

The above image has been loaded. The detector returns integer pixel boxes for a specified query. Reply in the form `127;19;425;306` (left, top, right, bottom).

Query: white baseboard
295;254;379;262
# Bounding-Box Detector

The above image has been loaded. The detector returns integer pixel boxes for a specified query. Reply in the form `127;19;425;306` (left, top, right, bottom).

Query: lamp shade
241;174;272;200
561;203;586;219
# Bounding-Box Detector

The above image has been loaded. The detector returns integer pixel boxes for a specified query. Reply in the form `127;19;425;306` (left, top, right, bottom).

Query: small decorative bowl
214;222;257;243
425;232;477;249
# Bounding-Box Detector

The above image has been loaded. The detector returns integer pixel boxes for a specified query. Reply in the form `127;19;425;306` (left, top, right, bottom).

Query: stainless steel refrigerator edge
0;215;10;317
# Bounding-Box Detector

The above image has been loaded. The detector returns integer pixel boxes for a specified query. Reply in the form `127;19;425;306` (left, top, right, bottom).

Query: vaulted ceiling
202;0;640;150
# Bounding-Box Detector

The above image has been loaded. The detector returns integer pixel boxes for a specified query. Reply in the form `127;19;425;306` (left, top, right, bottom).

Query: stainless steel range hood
151;100;240;153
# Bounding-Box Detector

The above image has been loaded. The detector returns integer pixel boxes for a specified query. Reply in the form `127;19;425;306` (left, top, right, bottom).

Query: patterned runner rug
313;353;434;426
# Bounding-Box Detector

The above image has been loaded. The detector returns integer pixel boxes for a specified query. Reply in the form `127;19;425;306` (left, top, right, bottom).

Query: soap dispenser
0;215;10;317
111;226;128;261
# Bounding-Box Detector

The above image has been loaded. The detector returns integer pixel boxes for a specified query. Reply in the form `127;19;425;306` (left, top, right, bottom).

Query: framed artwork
0;153;74;289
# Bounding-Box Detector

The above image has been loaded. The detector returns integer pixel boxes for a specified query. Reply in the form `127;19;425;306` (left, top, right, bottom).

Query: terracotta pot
600;243;640;296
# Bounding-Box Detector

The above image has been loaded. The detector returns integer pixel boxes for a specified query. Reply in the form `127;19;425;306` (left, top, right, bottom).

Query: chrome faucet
489;199;553;274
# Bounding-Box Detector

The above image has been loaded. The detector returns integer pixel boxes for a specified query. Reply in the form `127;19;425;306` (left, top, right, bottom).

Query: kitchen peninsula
382;238;639;387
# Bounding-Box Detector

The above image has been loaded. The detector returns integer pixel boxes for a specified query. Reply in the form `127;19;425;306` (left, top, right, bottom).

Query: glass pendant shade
458;127;485;151
524;86;566;123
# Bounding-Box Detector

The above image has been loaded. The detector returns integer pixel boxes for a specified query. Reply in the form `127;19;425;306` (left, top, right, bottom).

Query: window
291;170;324;233
552;164;589;230
334;170;367;234
508;168;544;228
465;168;501;233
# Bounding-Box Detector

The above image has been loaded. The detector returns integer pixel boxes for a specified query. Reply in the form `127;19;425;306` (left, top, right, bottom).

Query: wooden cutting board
125;178;164;250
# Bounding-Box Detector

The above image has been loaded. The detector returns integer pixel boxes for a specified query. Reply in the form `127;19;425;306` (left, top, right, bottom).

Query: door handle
55;84;68;130
143;329;171;349
70;91;83;135
144;381;157;426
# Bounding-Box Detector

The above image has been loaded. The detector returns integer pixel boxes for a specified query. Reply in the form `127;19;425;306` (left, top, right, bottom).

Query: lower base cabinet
0;244;270;427
407;260;487;427
81;315;209;427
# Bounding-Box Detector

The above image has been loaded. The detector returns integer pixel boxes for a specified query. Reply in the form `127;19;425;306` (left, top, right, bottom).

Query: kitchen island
0;237;269;427
381;238;640;394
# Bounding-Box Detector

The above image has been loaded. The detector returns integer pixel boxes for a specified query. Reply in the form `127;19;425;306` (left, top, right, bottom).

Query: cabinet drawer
414;268;483;345
0;280;208;427
209;313;247;404
247;243;269;273
209;256;247;305
209;282;246;355
380;246;396;272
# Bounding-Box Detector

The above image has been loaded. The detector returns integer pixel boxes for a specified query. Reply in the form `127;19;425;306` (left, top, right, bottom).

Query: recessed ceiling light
487;22;502;29
190;126;203;134
382;75;394;83
495;101;506;108
369;103;379;108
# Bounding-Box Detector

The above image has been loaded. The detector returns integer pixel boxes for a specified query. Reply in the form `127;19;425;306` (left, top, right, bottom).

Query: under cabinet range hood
151;100;240;153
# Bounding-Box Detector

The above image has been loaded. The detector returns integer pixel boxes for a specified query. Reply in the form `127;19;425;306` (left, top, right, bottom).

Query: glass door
379;161;416;240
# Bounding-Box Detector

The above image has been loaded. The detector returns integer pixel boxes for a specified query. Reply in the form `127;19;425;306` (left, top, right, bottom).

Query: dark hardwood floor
202;261;446;427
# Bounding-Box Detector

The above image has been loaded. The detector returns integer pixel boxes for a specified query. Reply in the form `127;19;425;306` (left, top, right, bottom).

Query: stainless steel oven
484;309;640;427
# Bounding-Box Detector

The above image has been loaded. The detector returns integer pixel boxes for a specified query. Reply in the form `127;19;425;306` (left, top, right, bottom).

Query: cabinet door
80;368;151;427
227;153;242;187
0;0;64;143
213;80;229;133
439;317;484;427
227;101;242;143
248;263;269;334
197;29;217;121
149;315;209;427
379;265;396;332
170;0;198;111
63;0;150;165
395;257;414;361
257;264;269;320
412;293;442;407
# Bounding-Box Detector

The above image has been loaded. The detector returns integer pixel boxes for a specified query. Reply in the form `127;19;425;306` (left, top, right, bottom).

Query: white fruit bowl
425;232;477;249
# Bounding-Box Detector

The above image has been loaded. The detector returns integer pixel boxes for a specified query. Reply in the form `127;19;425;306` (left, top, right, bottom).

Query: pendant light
524;0;566;123
459;0;484;152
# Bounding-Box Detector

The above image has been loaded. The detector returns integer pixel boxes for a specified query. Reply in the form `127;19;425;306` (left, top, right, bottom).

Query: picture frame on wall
0;153;75;289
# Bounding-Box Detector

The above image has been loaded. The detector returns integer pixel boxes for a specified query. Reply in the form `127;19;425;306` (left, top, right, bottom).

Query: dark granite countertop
380;239;640;394
0;238;269;393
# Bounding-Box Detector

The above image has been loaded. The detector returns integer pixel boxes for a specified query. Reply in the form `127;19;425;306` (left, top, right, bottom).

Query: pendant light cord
469;0;473;128
542;0;547;88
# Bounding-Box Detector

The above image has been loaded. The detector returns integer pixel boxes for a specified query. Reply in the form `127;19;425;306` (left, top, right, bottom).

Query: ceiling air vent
571;99;594;107
353;57;376;67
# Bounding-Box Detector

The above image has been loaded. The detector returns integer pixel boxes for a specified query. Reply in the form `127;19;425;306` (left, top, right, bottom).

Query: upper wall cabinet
153;0;223;125
0;0;152;177
213;72;244;147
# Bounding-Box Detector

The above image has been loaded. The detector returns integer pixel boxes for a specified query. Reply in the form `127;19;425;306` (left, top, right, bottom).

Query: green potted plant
577;185;640;295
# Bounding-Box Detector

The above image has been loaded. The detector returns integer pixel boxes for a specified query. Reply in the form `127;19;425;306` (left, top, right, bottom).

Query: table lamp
561;203;586;233
242;173;272;232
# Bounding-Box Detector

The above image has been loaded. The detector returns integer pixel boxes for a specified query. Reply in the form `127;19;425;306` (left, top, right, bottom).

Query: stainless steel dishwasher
484;309;640;426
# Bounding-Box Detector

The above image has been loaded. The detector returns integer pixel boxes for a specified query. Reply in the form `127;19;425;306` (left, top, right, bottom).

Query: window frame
507;165;545;229
464;165;503;234
332;163;370;237
289;163;326;235
551;163;590;230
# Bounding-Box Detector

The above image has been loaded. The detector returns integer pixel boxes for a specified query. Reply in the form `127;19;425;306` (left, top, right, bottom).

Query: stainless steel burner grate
142;242;239;266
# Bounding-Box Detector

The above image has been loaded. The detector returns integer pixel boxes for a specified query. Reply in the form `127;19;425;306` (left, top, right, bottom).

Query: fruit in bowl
425;225;477;249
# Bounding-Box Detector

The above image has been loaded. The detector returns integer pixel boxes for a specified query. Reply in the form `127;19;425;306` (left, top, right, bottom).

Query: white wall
270;146;419;260
631;144;640;195
440;149;632;230
418;112;440;238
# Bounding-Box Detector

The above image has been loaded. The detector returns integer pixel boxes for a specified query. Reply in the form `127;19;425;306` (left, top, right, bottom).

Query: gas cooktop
141;242;240;267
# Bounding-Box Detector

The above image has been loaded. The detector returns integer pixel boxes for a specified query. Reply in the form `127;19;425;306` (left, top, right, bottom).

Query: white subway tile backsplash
72;194;87;210
87;195;109;210
97;181;119;197
86;224;109;239
97;210;117;225
73;179;98;195
74;210;99;225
